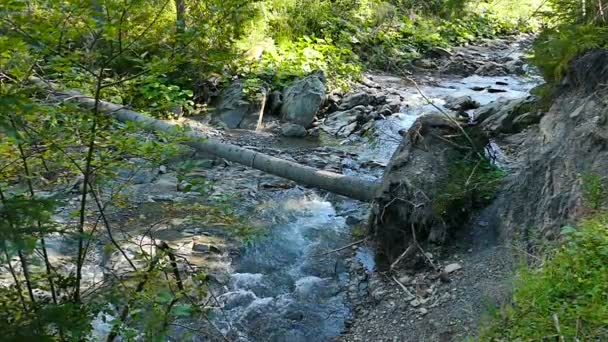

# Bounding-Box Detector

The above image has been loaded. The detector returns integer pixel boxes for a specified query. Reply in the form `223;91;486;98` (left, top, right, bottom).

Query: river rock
221;290;257;310
338;91;372;111
192;243;222;254
427;46;453;59
443;58;482;76
444;95;480;111
266;90;283;116
324;92;342;113
321;105;366;137
216;80;268;129
506;59;526;75
476;96;537;134
444;263;462;274
281;70;326;127
475;61;510;76
280;123;307;138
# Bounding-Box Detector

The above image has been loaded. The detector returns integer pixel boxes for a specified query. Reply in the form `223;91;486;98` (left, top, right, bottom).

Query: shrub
480;214;608;340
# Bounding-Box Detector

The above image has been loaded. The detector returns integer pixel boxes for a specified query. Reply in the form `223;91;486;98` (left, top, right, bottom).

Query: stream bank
188;34;543;341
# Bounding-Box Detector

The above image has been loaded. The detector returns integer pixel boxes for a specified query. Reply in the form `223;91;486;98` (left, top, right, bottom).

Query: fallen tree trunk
32;78;379;202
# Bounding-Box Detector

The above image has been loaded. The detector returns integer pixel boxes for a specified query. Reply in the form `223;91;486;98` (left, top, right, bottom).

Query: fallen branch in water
314;237;369;257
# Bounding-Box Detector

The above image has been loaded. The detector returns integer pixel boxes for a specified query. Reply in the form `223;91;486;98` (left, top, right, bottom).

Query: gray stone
216;80;268;129
221;290;256;310
476;97;537;134
444;95;480;111
372;288;387;301
321;105;365;137
475;61;509;76
506;59;525;75
413;59;436;69
281;123;307;138
338;91;372;111
117;167;155;185
281;70;326;127
427;46;453;59
192;243;221;254
398;275;412;284
266;90;283;116
444;263;462;274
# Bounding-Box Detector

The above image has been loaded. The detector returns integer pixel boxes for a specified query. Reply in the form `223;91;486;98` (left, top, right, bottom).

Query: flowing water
210;69;542;341
213;191;355;341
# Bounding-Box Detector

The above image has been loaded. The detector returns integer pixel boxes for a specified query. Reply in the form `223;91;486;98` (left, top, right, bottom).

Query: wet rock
506;59;526;75
192;243;222;254
444;263;462;274
117;166;156;185
444;95;480;111
443;59;482;76
321;105;366;137
294;276;339;300
398;275;412;285
361;77;381;89
476;97;537;134
338;91;372;111
413;59;436;69
372;288;387;301
280;123;307;138
378;104;396;116
512;111;543;130
487;88;507;93
216;80;268;129
266;90;283;116
307;127;321;138
427;47;453;59
221;290;257;310
346;215;363;226
281;70;326;127
475;61;509;76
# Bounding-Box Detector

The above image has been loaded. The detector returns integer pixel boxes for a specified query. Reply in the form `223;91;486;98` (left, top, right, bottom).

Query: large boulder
338;91;372;111
280;71;326;127
266;90;283;116
280;123;307;138
475;61;509;76
444;95;480;112
475;96;538;134
216;80;268;129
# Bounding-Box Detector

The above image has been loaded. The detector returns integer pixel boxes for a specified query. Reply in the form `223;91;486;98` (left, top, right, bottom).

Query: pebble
444;263;462;274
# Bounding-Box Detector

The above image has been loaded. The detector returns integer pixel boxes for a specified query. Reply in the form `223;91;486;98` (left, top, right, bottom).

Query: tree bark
31;78;379;202
175;0;185;33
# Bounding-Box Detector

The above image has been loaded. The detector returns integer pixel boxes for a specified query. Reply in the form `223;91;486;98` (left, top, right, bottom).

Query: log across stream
33;53;541;340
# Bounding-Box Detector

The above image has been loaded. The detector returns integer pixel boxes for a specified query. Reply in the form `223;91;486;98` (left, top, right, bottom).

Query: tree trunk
32;78;379;202
175;0;185;33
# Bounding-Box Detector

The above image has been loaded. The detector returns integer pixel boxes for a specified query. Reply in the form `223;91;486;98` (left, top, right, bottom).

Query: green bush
480;215;608;340
532;24;608;83
530;0;608;84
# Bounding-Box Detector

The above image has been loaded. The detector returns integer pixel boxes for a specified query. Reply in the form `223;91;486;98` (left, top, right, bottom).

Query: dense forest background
1;0;607;340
